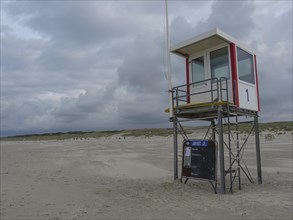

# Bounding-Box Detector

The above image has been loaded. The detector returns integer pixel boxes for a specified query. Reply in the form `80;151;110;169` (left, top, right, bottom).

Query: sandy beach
1;132;292;219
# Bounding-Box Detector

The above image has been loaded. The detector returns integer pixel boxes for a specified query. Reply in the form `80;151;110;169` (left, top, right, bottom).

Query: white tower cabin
171;28;260;112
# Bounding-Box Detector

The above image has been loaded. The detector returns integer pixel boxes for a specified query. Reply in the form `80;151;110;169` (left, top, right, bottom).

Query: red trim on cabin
230;43;239;107
186;57;190;103
254;55;260;111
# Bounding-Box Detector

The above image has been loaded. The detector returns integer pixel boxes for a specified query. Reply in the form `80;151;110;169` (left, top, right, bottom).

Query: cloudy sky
1;1;292;136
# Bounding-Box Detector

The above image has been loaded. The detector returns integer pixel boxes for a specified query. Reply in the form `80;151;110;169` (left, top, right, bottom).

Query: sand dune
1;133;292;219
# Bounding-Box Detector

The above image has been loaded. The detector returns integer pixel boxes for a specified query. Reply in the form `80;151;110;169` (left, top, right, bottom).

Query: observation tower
166;28;262;194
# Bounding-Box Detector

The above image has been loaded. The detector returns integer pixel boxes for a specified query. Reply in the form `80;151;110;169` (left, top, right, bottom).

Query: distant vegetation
0;130;124;141
0;128;174;141
123;128;174;138
1;121;291;141
259;121;292;132
223;121;293;134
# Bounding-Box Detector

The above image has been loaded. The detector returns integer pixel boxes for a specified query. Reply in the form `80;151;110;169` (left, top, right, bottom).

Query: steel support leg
254;114;262;184
173;116;178;180
211;119;218;192
236;114;241;190
211;120;216;141
217;108;226;193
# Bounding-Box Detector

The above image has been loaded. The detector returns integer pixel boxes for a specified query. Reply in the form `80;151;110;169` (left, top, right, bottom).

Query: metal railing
171;77;229;112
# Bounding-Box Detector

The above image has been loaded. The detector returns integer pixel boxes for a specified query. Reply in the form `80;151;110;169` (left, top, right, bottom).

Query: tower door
189;54;209;103
189;45;232;104
209;46;231;102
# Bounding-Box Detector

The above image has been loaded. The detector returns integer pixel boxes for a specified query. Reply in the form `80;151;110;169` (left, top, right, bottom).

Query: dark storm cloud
171;1;255;44
1;1;292;136
170;16;193;45
117;1;164;15
198;0;255;39
1;30;44;73
1;30;50;103
1;34;87;100
1;1;129;134
252;8;292;121
1;1;170;135
117;30;169;127
1;96;56;134
258;8;292;44
4;1;140;46
53;82;117;123
118;31;166;93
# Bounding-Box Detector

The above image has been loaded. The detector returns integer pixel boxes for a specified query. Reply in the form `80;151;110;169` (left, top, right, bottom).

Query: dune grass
0;130;124;141
1;121;291;141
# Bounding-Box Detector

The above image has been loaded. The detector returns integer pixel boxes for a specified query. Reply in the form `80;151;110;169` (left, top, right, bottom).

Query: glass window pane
237;48;255;84
191;56;205;87
210;47;230;80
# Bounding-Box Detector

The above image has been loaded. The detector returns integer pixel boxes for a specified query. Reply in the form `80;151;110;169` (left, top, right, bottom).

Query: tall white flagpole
165;0;173;120
165;0;178;180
